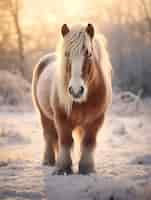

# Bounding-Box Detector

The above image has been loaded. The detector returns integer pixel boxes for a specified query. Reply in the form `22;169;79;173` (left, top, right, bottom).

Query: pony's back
32;53;56;112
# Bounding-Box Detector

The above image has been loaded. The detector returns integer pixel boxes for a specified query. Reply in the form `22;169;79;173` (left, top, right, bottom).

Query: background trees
0;0;151;95
0;0;25;76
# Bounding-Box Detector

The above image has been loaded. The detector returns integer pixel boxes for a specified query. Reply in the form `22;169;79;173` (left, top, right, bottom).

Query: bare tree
8;0;25;77
0;0;25;76
138;0;151;31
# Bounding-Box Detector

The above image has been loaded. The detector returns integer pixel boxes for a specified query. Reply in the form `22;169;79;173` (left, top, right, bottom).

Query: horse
32;23;112;175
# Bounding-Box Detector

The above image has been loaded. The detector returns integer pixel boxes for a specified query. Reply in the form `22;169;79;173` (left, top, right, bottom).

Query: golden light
63;0;88;17
21;0;114;28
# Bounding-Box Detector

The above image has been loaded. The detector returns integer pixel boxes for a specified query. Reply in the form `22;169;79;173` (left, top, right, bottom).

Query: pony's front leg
79;115;104;174
53;114;73;175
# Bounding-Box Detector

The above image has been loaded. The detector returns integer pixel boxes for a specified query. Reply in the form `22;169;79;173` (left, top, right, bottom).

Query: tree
137;0;151;31
8;0;25;77
0;0;25;77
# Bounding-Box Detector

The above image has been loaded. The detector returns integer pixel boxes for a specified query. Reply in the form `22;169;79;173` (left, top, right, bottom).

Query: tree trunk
141;0;151;31
10;0;25;77
13;12;25;77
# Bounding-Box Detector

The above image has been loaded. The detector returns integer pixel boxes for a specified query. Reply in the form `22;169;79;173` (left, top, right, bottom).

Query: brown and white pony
32;24;112;174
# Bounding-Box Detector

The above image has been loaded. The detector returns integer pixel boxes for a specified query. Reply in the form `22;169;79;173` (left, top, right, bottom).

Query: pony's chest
70;96;104;125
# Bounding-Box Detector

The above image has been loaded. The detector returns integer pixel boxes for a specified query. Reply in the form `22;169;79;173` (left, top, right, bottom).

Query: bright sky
21;0;113;26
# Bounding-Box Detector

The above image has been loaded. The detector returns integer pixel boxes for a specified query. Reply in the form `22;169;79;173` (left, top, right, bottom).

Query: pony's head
58;24;95;105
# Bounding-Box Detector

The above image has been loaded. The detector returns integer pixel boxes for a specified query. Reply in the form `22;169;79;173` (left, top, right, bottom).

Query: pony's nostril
69;86;73;95
79;86;84;95
69;86;84;98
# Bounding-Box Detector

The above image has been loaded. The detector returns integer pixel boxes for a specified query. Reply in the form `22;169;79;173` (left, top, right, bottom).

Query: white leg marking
56;145;72;169
80;146;94;166
79;146;95;174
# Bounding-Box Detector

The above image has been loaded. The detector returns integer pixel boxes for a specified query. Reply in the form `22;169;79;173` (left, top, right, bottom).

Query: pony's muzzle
68;86;84;99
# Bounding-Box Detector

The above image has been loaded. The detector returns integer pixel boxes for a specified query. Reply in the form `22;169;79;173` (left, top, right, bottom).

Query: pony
32;23;112;174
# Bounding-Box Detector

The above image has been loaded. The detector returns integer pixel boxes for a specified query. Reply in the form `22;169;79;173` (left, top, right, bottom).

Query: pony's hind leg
79;115;104;174
40;112;58;166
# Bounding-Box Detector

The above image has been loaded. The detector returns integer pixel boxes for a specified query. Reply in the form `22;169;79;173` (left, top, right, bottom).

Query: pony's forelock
56;25;91;114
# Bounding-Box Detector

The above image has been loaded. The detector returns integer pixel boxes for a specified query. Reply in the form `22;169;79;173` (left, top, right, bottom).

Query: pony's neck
88;55;106;97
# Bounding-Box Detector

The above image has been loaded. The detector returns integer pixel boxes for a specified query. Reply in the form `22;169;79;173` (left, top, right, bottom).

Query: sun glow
63;0;88;17
21;0;113;28
63;0;113;18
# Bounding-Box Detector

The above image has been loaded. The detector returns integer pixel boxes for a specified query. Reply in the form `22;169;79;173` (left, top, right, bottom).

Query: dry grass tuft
0;70;31;106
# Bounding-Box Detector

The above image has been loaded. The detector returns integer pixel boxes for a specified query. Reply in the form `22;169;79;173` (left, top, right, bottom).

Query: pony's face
61;24;95;103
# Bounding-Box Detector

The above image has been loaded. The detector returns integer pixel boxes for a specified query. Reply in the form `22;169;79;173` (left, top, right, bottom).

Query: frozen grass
0;97;151;199
0;70;31;106
0;126;30;146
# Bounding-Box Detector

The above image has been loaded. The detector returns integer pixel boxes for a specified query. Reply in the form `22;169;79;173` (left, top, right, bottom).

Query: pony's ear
86;23;95;39
61;24;70;37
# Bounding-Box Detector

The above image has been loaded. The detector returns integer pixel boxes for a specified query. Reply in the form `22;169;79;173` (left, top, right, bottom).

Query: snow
0;97;151;199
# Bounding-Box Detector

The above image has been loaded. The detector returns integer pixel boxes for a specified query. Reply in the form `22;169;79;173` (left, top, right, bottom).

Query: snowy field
0;95;151;200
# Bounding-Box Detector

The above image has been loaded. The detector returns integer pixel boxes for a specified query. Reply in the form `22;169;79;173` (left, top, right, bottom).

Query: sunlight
63;0;87;17
63;0;113;17
21;0;114;27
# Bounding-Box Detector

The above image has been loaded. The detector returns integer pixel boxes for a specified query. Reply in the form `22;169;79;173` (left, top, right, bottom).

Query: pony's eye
85;49;92;58
85;49;89;56
65;52;69;57
88;52;92;58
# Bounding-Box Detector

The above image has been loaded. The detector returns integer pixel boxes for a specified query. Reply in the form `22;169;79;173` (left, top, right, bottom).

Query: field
0;93;151;200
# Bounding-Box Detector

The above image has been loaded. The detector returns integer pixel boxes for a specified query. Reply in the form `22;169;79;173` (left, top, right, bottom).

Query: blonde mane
56;24;112;114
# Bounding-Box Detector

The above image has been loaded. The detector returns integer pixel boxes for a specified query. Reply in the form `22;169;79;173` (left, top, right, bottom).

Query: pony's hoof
52;166;73;175
79;164;96;175
42;158;55;166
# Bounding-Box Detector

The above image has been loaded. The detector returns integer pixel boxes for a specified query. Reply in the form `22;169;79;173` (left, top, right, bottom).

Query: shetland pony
32;24;112;174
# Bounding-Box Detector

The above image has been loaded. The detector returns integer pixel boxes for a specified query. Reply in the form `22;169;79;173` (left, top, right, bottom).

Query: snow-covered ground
0;96;151;200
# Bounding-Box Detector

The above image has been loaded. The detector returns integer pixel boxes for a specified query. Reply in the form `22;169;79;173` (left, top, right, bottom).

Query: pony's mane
56;25;112;114
94;34;112;108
